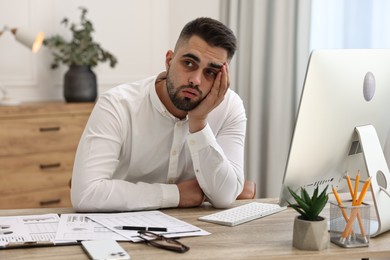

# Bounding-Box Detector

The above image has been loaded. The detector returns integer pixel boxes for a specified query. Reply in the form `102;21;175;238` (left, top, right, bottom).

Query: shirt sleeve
187;92;247;208
71;95;180;212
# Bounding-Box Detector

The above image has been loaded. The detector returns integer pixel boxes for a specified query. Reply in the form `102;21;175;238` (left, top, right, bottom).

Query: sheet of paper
88;211;210;242
55;214;129;241
0;214;75;248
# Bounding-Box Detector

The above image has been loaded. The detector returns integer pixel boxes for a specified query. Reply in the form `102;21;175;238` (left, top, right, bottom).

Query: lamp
0;26;44;53
0;26;44;106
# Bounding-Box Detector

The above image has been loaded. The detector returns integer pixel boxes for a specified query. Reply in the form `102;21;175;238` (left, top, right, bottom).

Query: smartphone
81;240;130;260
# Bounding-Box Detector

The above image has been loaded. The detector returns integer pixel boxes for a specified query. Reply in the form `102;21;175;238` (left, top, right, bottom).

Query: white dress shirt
71;75;247;212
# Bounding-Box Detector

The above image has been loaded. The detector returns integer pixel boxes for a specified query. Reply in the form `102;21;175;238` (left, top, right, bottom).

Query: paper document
88;210;210;242
0;214;76;248
55;214;128;241
1;211;210;248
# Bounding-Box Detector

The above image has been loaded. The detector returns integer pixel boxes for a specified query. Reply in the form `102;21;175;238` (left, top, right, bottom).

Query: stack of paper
0;211;209;248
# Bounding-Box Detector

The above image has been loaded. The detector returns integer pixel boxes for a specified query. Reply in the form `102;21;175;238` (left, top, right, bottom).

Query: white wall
0;0;220;102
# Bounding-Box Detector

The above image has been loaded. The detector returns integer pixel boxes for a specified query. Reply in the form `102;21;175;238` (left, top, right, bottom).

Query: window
310;0;390;50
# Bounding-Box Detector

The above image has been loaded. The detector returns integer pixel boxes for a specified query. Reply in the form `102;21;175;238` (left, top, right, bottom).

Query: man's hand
177;179;205;207
188;63;230;133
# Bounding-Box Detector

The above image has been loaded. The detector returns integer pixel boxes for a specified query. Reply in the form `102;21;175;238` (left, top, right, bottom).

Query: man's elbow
208;195;236;209
71;189;95;212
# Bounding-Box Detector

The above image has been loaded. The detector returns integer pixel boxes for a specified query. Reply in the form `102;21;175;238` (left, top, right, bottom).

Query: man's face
165;35;228;111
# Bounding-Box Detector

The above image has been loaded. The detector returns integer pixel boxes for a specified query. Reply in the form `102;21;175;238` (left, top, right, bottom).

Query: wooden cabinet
0;102;94;209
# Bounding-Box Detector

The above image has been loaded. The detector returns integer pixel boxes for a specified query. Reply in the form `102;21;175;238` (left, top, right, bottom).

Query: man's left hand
188;63;230;133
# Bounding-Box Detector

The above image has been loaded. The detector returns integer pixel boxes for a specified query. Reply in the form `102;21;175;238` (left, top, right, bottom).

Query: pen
0;225;10;229
161;230;202;235
114;226;167;232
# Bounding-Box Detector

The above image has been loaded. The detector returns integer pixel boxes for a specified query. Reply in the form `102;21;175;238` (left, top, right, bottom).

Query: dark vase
64;65;97;102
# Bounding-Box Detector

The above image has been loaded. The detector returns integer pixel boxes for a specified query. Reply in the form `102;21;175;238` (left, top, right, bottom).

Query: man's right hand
177;179;205;207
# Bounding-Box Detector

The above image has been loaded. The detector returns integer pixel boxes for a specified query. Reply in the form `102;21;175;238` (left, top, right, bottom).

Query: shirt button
189;139;195;145
172;150;177;156
168;178;175;184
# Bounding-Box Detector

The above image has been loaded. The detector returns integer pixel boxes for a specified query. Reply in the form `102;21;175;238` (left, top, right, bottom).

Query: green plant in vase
44;7;118;102
287;185;329;251
287;185;329;221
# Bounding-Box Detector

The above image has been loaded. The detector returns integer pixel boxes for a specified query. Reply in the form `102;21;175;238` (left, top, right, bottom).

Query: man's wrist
160;183;180;208
188;118;207;133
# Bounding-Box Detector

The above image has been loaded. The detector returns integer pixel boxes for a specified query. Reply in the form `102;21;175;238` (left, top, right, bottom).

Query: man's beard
166;74;203;111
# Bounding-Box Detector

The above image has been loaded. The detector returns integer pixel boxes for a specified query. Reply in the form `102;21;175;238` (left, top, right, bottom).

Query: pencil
356;177;371;206
340;207;359;242
356;210;367;243
332;186;349;221
346;174;354;199
352;172;360;205
341;175;371;243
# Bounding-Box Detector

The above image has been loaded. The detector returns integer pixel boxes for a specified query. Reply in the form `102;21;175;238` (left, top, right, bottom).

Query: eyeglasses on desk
137;230;190;253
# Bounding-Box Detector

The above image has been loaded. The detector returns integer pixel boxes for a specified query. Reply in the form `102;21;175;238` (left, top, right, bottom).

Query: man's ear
165;50;174;70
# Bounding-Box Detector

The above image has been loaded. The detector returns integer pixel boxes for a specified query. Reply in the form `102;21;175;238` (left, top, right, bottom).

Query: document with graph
54;213;128;241
1;211;210;247
0;214;76;249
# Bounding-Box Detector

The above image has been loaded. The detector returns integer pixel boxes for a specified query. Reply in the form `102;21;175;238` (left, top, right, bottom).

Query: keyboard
198;202;287;226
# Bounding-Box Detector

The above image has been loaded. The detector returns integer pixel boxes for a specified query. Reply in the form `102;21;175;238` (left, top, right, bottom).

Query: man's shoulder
94;75;157;117
103;75;157;101
224;89;244;107
209;89;245;121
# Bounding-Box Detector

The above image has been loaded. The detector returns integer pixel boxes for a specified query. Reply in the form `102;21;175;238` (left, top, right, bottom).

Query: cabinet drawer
0;115;88;156
0;151;74;196
0;187;72;209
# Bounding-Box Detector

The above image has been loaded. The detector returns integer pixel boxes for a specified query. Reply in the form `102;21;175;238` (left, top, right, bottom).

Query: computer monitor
279;49;390;237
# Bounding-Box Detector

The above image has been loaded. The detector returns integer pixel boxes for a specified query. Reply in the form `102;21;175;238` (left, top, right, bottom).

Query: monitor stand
355;125;390;237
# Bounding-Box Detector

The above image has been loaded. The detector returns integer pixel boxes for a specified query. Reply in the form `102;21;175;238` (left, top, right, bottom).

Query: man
71;17;247;212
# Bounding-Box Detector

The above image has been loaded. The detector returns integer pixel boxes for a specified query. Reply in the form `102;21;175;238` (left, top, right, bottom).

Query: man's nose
188;71;202;86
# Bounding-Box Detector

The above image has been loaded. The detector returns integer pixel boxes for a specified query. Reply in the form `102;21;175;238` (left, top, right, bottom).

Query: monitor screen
279;49;390;213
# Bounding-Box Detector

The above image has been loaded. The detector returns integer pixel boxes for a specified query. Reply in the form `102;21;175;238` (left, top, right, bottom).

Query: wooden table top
0;198;389;260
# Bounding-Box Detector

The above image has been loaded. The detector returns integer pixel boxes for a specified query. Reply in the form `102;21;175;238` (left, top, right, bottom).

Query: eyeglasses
137;230;190;253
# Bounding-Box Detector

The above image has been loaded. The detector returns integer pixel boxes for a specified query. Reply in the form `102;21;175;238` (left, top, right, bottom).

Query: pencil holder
329;201;370;248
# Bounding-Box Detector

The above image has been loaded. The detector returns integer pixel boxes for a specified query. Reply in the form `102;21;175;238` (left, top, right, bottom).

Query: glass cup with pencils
329;172;371;248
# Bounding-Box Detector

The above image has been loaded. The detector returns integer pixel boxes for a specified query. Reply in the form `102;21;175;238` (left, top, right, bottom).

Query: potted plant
287;185;329;251
44;7;118;102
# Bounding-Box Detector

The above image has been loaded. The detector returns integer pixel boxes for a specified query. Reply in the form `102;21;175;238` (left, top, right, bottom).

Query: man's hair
175;17;237;61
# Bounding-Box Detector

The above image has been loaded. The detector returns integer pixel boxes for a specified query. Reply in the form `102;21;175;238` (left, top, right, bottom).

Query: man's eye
205;69;217;78
184;60;194;67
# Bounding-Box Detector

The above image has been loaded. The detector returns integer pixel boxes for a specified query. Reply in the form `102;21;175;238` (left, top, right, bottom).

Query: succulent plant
287;185;329;221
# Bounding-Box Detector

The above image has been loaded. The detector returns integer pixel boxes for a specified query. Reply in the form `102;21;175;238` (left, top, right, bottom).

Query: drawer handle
40;163;61;169
39;126;61;132
39;199;61;206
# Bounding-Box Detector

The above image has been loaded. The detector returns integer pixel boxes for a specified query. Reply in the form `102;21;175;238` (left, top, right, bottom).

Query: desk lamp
0;26;44;106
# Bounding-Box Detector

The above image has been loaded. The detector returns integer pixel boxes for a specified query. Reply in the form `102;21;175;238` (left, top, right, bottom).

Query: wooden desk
0;198;389;260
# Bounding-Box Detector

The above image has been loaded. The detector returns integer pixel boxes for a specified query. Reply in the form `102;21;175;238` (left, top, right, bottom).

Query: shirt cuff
186;124;216;152
160;183;180;208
